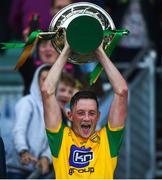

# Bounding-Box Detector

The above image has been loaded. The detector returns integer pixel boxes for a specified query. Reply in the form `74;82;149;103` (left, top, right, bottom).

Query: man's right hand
63;29;70;49
20;151;37;165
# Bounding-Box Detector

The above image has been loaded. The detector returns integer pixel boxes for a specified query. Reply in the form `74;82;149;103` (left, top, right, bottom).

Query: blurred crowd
0;0;162;178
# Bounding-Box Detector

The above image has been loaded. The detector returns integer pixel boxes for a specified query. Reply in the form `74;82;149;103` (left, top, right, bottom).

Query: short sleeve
46;121;65;158
106;122;125;158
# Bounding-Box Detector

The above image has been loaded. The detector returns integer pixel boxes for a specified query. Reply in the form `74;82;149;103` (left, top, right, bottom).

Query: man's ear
67;110;73;122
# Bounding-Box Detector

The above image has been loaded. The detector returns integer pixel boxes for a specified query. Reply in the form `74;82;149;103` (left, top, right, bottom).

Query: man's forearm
41;45;70;129
44;46;70;95
96;49;127;96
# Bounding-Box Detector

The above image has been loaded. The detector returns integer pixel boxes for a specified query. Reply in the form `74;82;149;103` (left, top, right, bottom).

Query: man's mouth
81;124;91;129
80;123;91;135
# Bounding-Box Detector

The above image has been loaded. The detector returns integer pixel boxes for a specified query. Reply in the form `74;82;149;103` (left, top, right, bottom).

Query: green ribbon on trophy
90;28;129;85
0;2;129;84
0;30;41;70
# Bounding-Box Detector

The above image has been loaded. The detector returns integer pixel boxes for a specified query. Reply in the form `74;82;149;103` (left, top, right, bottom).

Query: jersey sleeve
45;120;65;158
105;122;125;158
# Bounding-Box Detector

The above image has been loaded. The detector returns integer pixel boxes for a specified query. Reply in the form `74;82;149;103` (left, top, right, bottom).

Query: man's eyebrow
76;109;84;112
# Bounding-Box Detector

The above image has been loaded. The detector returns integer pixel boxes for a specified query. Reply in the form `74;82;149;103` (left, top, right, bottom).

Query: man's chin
80;129;92;139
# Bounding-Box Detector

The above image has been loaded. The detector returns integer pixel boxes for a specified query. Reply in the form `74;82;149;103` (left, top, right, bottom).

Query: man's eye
89;112;96;116
77;112;84;115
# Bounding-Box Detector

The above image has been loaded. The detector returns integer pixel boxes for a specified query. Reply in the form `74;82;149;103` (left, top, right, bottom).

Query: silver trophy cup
49;2;115;64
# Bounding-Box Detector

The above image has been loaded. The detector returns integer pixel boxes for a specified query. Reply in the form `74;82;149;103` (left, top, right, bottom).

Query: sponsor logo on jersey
69;167;94;175
69;145;93;168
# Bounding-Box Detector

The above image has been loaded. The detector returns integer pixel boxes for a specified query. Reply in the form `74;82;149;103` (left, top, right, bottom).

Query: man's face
56;82;74;109
38;40;58;65
69;99;100;139
51;0;72;15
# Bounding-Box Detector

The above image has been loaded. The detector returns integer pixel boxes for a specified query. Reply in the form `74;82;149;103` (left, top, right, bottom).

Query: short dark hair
70;90;99;110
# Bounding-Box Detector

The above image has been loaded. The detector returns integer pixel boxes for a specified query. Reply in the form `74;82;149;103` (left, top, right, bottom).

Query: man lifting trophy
40;2;128;179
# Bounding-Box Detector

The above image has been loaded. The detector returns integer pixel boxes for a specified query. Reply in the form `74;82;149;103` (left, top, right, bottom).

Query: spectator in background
12;11;58;95
0;136;7;178
19;39;58;95
105;0;161;65
18;0;81;95
19;38;82;96
8;65;52;179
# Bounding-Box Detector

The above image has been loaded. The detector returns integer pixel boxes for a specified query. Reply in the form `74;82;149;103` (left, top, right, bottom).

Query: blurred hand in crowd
36;157;50;175
20;151;37;165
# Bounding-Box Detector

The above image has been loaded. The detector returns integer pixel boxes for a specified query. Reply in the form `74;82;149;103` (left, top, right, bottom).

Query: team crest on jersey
69;145;93;168
90;133;100;144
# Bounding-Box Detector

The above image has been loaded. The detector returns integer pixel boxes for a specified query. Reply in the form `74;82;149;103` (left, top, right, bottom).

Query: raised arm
95;46;128;128
41;42;70;129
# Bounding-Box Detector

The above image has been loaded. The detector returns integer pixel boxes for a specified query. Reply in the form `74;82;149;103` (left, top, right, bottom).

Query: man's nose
84;113;90;121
